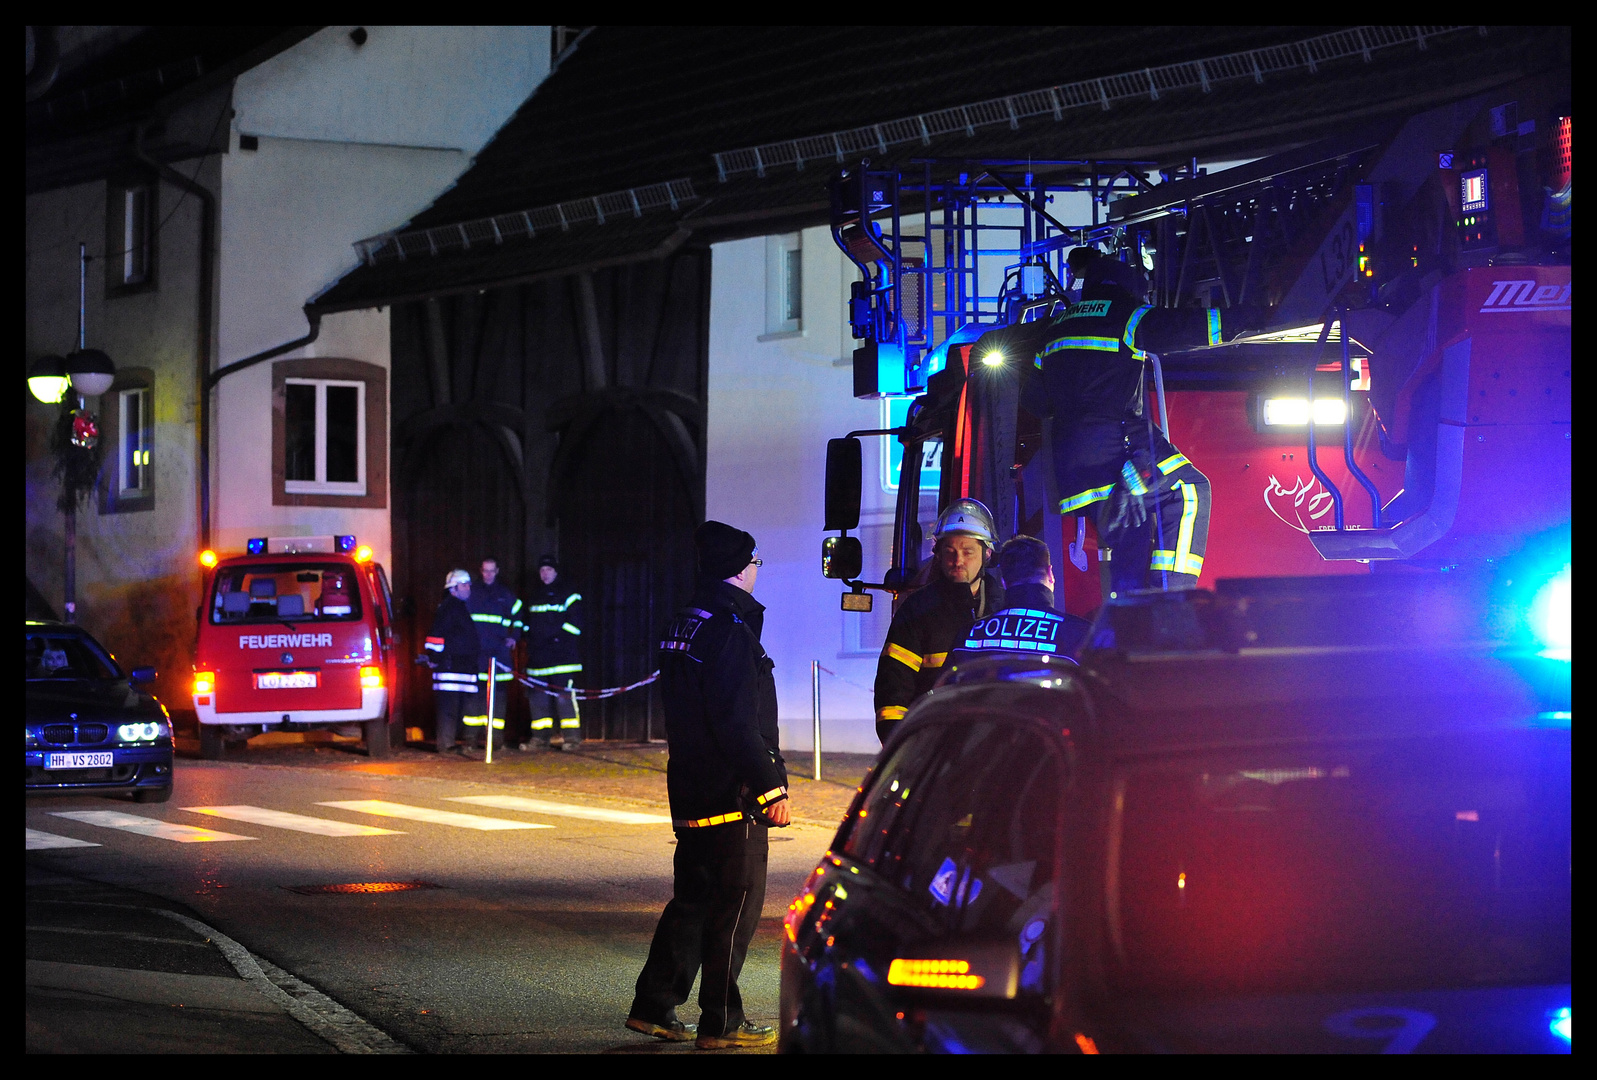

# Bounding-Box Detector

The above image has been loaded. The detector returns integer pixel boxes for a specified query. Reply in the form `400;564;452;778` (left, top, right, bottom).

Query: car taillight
360;666;383;689
193;672;215;695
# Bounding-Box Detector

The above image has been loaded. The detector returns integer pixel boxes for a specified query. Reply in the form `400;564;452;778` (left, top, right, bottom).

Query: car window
209;563;364;624
1112;729;1571;996
27;632;121;680
850;719;1065;994
841;726;948;869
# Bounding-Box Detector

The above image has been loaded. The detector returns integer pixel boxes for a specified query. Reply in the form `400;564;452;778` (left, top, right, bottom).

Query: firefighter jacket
424;593;480;695
1034;282;1250;514
950;583;1090;665
658;581;788;829
874;570;1005;725
466;578;521;678
525;577;583;681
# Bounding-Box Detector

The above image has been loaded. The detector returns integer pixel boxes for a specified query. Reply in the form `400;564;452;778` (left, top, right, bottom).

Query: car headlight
118;722;166;742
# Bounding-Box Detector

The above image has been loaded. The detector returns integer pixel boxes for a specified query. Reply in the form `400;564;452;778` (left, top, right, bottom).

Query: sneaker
695;1021;776;1049
559;741;582;753
625;1016;697;1042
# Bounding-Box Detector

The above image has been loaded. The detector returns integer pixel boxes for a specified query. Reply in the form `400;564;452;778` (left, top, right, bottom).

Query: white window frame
762;232;803;338
117;387;152;495
283;378;367;495
121;185;150;286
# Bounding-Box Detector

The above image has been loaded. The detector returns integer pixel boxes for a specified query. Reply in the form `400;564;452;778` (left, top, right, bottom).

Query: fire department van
192;535;400;759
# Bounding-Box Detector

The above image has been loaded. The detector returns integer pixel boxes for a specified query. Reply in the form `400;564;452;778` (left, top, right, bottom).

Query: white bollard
811;660;822;782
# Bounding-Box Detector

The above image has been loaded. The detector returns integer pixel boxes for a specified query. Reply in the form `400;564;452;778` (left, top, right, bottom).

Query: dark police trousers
631;816;769;1036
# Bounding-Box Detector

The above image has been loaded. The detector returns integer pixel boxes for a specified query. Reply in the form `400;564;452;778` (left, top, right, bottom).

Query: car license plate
256;671;318;689
46;752;114;769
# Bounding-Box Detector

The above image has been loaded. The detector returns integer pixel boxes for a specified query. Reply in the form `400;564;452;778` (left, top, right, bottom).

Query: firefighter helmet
444;569;472;589
933;498;998;548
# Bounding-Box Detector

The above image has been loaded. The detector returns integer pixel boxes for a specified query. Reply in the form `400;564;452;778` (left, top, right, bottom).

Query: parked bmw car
779;580;1571;1054
26;620;174;803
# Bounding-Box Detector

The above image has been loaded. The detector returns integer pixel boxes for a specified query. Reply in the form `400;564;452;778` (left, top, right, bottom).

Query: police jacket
525;577;582;680
424;593;479;694
466;579;521;671
1035;283;1249;512
658;580;788;828
875;570;1004;725
949;583;1090;667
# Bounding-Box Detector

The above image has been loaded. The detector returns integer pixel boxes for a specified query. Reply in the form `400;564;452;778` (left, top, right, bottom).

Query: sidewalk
25;867;407;1054
173;731;877;831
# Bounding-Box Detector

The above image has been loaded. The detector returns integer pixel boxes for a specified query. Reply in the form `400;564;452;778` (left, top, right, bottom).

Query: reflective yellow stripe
1157;453;1189;475
530;717;554;729
884;642;922;672
470;613;500;623
877;706;908;722
755;786;787;806
1175;480;1199;576
1150;550;1178;572
1180;552;1204;575
561;594;582;610
561;622;581;636
673;811;745;828
922;652;948;670
1123;305;1153;358
1059;484;1114;513
559;718;581;729
1207;307;1222;345
1043;335;1121;356
529;663;583;676
462;717;504;728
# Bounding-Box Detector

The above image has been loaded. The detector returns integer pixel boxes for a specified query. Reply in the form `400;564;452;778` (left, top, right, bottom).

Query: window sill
757;328;805;343
284;484;368;497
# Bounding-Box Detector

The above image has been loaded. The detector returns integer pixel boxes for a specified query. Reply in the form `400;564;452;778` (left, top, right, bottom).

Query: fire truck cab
192;535;400;759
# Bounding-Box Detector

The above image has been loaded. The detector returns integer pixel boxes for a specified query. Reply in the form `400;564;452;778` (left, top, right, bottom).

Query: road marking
181;805;405;837
26;828;101;850
48;810;256;843
445;795;671;825
316;800;552;831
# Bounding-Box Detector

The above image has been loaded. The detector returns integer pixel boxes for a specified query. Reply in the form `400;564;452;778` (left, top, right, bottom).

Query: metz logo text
1480;280;1572;313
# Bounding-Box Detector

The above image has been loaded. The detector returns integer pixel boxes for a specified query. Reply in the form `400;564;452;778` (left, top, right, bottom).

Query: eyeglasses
749;558;763;567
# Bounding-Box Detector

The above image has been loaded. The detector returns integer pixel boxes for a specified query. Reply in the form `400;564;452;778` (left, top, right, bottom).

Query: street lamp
28;353;70;403
65;347;116;398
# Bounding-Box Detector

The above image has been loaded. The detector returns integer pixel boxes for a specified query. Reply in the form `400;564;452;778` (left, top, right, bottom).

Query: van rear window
210;563;363;624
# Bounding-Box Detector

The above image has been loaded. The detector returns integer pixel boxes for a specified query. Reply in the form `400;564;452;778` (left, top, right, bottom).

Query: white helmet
444;569;471;589
933;498;998;548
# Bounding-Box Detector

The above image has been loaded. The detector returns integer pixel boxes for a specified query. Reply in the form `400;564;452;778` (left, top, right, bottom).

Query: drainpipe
134;125;217;549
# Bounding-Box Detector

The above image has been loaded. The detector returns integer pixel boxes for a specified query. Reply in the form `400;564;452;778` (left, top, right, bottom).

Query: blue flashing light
335;534;358;553
1549;1006;1571;1045
1531;563;1571;659
246;537;267;555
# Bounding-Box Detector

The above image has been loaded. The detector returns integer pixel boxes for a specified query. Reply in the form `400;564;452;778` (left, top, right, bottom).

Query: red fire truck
192;535;401;759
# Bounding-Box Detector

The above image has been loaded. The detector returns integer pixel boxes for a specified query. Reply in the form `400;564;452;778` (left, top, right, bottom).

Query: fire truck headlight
1532;564;1571;660
980;351;1006;368
1262;397;1346;426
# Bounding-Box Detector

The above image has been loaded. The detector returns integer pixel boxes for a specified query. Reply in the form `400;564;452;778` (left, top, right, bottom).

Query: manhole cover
285;881;444;895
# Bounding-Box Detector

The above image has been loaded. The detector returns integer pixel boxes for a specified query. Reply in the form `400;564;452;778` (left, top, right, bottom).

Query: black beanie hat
537;554;559;571
696;520;757;581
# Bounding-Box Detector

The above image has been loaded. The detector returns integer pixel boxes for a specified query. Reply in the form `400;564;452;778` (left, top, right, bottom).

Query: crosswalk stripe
49;810;256;843
26;828;101;850
445;795;671;825
181;805;404;837
315;800;552;831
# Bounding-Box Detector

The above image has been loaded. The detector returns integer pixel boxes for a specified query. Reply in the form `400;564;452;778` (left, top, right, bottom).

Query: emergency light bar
244;535;360;555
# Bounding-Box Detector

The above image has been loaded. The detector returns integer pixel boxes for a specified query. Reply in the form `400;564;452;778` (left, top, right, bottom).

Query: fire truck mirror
824;437;863;531
822;536;863;580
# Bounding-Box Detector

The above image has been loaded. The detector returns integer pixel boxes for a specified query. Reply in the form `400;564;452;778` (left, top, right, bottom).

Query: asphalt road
26;748;855;1054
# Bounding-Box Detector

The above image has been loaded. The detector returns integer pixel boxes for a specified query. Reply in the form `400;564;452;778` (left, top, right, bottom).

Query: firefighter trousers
528;679;580;746
1099;452;1211;594
630;817;769;1037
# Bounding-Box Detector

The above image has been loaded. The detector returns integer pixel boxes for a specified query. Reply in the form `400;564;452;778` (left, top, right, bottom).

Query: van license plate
47;752;114;769
256;671;318;689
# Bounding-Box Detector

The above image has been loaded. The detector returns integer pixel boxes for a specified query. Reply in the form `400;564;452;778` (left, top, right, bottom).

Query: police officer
523;555;584;750
873;498;1006;744
463;556;518;750
423;569;479;755
627;521;786;1050
1036;247;1258;594
950;535;1090;667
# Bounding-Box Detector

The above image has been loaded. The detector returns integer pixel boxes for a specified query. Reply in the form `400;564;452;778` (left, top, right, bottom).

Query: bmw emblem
281;653;294;665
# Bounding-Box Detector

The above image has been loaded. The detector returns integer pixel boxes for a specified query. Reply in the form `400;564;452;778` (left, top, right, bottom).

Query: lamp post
28;243;114;622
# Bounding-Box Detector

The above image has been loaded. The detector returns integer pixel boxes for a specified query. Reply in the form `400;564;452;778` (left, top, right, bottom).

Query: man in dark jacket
423;569;479;755
874;498;1005;744
949;535;1090;668
1037;247;1261;594
463;556;518;750
523;554;584;750
627;521;787;1050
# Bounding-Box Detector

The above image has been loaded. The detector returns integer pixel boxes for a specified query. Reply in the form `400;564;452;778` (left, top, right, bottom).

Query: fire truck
191;535;401;759
819;88;1570;627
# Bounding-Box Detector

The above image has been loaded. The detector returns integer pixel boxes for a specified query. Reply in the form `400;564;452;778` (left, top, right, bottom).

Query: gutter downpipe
134;124;322;549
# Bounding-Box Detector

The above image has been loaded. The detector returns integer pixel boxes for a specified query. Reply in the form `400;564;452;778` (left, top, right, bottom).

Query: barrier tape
516;671;660;701
814;663;877;696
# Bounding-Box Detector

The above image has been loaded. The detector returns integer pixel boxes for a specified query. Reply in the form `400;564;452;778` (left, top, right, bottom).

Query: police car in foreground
779;571;1571;1054
26;621;174;803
